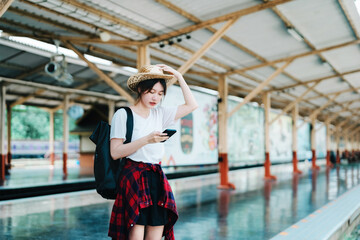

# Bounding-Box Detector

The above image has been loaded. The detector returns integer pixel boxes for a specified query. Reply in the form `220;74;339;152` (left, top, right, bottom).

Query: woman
108;64;198;240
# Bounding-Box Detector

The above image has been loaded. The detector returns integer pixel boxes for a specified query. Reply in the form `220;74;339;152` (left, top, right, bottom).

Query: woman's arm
157;64;198;120
110;131;168;159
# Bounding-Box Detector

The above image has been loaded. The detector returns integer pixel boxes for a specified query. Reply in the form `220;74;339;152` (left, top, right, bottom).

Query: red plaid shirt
108;159;178;240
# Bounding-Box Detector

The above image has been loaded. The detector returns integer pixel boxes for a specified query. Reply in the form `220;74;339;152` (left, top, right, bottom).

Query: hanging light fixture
159;41;165;48
99;31;111;42
286;26;304;42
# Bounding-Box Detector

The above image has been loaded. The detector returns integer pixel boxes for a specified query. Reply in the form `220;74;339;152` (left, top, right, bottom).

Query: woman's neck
131;102;150;118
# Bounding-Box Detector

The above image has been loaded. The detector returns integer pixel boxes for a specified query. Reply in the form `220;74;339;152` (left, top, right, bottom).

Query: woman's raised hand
146;131;169;144
156;64;182;80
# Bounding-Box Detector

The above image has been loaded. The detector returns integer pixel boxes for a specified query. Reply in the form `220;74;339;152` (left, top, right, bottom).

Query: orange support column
326;150;331;166
292;104;302;174
217;75;235;190
263;92;276;180
63;153;68;177
0;85;6;182
311;117;320;170
62;95;69;178
49;110;55;166
6;104;11;173
0;155;5;183
292;151;302;173
336;128;341;164
325;121;332;167
336;149;341;164
344;132;349;159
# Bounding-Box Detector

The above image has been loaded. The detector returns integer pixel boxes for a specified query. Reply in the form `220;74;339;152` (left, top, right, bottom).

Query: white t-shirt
110;106;178;164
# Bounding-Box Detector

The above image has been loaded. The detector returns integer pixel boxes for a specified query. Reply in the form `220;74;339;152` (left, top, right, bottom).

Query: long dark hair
135;78;167;102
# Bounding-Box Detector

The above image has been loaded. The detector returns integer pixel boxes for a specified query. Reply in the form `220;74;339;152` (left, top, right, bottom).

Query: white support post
217;74;235;190
311;116;320;169
263;92;276;180
137;45;150;70
108;100;115;124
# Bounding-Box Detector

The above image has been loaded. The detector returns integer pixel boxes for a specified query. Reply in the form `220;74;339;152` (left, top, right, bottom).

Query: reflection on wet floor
0;160;360;240
1;159;93;188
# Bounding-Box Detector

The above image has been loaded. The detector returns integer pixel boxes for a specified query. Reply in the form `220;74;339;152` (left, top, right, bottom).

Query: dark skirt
136;169;168;226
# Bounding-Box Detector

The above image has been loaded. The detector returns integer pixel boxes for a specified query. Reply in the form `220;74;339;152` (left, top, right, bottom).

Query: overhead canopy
0;0;360;125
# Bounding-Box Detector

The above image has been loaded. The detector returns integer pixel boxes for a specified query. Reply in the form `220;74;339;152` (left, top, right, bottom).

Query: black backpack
89;107;133;199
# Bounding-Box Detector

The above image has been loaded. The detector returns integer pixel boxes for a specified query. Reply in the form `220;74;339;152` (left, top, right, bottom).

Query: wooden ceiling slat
230;39;360;74
0;0;14;17
146;0;292;43
64;41;135;104
61;0;154;37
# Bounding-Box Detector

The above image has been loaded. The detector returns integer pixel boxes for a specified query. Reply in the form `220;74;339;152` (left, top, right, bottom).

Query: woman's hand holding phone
161;129;177;142
146;129;177;144
146;131;169;144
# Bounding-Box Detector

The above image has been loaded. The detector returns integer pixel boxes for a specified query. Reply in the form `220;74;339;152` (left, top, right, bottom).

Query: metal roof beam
269;81;321;125
338;0;360;39
309;92;342;119
178;18;239;75
229;39;360;74
10;89;45;108
271;4;360;95
146;0;292;44
270;68;360;92
306;86;360;101
155;0;321;112
348;126;360;138
61;0;154;37
64;41;134;104
325;101;355;124
7;7;96;38
0;77;124;101
19;0;133;41
228;60;293;117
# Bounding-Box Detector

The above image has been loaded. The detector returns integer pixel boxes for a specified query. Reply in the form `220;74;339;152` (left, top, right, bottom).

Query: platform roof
0;0;360;126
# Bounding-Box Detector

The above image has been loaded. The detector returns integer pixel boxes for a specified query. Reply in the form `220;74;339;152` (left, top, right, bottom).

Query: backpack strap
121;106;134;144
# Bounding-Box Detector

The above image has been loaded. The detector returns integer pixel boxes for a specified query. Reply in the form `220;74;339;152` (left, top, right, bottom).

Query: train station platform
0;158;220;200
1;159;360;239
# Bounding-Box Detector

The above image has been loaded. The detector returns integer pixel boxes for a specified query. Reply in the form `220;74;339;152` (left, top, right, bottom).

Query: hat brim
127;73;177;92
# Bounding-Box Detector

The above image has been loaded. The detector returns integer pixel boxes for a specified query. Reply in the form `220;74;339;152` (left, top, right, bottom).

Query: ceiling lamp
44;54;74;85
286;27;304;42
99;31;111;42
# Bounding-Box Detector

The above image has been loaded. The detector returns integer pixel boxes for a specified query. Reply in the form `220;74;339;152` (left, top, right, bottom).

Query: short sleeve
161;106;178;129
110;108;127;140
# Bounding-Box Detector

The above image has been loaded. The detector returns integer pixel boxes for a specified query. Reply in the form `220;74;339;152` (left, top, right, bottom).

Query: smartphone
161;129;177;142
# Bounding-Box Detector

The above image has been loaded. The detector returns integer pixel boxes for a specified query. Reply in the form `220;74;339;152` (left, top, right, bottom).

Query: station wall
162;85;326;167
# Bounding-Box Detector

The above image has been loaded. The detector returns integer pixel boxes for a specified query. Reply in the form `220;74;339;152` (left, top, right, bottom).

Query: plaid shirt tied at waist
108;159;178;240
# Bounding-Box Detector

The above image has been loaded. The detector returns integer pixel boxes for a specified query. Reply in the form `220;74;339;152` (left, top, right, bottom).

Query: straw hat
127;65;177;92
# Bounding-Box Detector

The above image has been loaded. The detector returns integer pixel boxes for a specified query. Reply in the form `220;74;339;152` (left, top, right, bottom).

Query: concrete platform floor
1;160;360;240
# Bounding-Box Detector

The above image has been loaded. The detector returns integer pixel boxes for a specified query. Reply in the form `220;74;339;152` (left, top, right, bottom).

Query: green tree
11;105;78;141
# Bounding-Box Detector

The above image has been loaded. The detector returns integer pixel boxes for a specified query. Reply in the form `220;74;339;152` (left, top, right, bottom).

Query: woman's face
140;82;164;108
